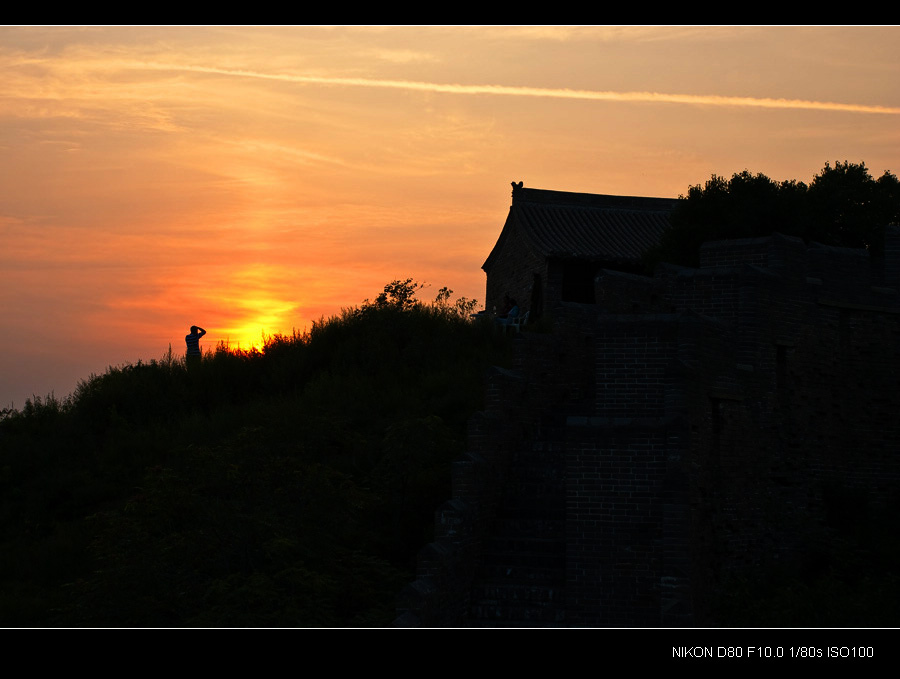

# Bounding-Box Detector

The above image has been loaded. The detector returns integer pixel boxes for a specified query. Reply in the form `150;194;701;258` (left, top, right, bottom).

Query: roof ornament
511;181;524;198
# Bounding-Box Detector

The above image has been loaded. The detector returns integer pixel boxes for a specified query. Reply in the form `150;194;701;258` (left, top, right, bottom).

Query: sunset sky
2;25;900;409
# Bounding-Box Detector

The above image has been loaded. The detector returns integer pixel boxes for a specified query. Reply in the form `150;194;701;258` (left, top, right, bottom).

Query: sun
217;297;299;351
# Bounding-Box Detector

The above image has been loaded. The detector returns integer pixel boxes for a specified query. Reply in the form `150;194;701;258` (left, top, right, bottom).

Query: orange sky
2;25;900;409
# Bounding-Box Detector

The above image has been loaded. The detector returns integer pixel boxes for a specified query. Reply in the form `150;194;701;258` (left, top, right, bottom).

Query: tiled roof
483;185;676;271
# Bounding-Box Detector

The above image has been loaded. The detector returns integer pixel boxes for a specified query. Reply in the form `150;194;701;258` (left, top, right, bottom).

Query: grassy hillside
0;282;509;626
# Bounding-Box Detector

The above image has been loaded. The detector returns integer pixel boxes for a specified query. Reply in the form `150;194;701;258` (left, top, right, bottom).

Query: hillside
0;282;510;627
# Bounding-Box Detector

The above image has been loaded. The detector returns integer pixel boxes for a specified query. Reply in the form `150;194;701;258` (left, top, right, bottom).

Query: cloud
134;62;900;116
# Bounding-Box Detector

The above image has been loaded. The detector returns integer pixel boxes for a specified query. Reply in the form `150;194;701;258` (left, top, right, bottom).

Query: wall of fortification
573;233;900;623
403;232;900;626
564;421;673;626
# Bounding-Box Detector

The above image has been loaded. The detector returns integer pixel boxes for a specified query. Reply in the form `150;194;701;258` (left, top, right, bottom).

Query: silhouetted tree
807;161;900;251
648;161;900;269
372;278;422;310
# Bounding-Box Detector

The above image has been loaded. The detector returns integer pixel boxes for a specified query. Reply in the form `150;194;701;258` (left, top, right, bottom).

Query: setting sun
2;26;899;408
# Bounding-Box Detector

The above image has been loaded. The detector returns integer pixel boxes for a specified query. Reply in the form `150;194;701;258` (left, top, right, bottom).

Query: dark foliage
647;161;900;269
0;281;508;626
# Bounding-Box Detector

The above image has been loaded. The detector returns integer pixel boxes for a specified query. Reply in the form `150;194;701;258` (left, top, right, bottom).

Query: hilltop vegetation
0;281;508;626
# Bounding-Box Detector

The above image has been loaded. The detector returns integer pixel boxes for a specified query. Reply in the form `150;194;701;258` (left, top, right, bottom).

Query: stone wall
401;231;900;626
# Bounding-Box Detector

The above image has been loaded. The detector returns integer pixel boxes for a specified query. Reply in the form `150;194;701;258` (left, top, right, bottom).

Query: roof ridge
511;183;676;211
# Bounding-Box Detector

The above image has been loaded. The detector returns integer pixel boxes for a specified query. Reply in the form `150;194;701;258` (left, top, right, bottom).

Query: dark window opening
561;261;597;303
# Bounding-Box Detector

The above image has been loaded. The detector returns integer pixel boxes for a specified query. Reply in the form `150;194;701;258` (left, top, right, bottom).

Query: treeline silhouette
645;160;900;270
0;282;508;626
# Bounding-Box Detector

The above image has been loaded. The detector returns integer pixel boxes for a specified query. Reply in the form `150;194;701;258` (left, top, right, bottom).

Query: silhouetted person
498;294;515;318
496;297;520;329
185;325;206;365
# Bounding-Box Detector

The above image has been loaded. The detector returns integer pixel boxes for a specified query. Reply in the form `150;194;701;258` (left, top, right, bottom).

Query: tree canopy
649;161;900;269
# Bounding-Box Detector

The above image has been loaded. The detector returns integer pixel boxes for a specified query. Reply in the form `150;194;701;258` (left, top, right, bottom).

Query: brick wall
565;422;671;626
568;233;900;624
403;231;900;626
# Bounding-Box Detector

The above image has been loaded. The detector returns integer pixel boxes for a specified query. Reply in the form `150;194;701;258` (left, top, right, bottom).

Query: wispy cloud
138;62;900;115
